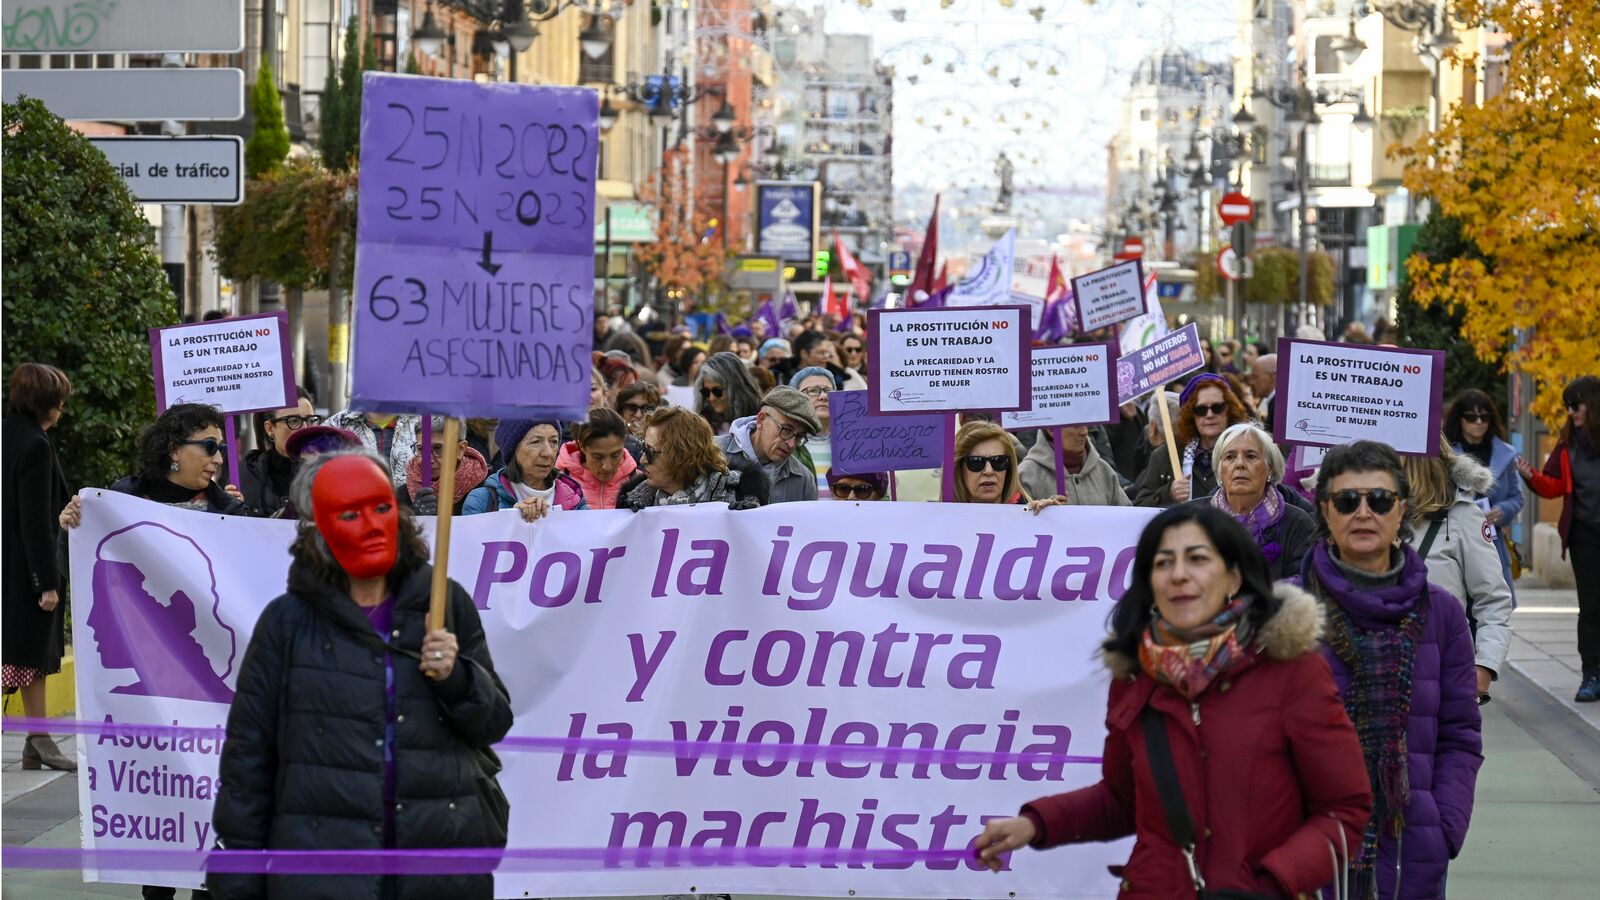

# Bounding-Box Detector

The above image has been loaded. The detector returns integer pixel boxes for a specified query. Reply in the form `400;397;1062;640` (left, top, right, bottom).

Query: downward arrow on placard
477;230;502;275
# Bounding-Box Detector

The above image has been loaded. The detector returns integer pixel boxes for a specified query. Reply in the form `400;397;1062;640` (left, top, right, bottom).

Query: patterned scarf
1137;594;1254;700
1212;485;1286;563
1321;577;1429;899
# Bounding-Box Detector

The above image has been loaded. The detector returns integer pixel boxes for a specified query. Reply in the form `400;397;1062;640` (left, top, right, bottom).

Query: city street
6;579;1597;899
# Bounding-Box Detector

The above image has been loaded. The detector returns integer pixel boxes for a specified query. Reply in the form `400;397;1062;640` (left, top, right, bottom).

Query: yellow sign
738;258;779;273
329;323;349;364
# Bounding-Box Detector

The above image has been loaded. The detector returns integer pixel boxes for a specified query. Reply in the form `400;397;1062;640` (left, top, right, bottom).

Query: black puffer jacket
209;562;513;900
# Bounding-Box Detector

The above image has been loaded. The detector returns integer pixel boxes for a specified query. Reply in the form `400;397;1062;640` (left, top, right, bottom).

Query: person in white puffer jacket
1402;444;1515;701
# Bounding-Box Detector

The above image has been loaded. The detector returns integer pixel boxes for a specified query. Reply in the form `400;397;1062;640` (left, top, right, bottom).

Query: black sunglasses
179;438;227;458
268;414;323;430
621;402;657;415
700;385;724;399
831;482;878;500
1328;488;1402;516
961;454;1011;474
1192;402;1228;417
639;444;659;465
1460;411;1490;424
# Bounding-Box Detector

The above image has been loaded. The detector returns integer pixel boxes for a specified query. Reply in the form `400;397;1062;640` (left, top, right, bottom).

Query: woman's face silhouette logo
90;523;237;704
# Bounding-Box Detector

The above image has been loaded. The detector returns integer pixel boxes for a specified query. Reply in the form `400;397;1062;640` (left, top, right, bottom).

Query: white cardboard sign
1272;338;1445;456
1001;343;1121;429
147;312;296;415
1071;259;1146;332
868;305;1032;414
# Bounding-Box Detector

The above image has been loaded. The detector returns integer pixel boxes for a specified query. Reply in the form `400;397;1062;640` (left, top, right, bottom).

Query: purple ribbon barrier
5;843;979;875
1;716;1102;768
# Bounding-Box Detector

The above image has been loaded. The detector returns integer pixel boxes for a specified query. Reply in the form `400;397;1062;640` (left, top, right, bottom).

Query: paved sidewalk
1505;577;1598;734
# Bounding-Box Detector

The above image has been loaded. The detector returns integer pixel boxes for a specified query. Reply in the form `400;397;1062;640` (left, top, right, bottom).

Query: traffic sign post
2;68;244;121
89;136;243;204
1218;191;1253;225
1;0;244;54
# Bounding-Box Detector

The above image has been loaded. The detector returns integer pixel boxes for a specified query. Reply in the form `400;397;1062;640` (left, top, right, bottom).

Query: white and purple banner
69;491;1152;898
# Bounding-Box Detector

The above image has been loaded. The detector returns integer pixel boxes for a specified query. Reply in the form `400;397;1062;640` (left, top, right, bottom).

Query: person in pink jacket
556;408;638;510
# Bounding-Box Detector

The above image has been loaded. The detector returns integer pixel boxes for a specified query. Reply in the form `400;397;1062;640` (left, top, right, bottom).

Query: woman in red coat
974;504;1372;898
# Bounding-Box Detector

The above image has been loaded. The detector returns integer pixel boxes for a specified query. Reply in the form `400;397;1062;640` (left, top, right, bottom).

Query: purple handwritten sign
828;390;950;475
352;73;597;419
1115;322;1206;404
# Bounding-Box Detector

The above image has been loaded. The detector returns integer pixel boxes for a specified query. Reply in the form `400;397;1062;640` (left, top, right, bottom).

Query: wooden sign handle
1155;394;1184;495
427;417;460;633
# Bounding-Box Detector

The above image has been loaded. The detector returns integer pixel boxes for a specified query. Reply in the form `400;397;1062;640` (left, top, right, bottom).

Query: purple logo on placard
1116;360;1136;401
890;388;906;403
89;523;238;704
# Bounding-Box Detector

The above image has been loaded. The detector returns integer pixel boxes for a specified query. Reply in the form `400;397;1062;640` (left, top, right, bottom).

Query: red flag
932;260;949;294
909;195;941;296
1045;255;1068;301
823;279;850;321
834;233;871;303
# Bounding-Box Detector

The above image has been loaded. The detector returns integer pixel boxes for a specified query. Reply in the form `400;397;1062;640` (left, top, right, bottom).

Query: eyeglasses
700;385;725;400
1328;488;1402;516
1460;412;1490;424
621;403;657;416
798;386;830;399
1192;402;1228;418
842;344;864;355
179;438;227;458
640;444;659;465
268;414;323;430
773;422;810;446
831;482;878;500
961;454;1012;474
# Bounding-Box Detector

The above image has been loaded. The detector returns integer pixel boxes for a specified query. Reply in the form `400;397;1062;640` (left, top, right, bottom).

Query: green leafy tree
246;60;291;178
213;159;357;291
2;99;178;491
405;51;421;75
1395;210;1506;412
319;17;371;172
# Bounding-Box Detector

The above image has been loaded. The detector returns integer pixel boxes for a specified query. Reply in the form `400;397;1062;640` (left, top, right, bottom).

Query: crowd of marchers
3;307;1598;899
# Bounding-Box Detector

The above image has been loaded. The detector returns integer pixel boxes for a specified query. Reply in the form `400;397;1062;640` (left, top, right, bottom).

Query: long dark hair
1443;388;1507;444
1102;504;1278;662
137;403;225;483
1562;376;1600;447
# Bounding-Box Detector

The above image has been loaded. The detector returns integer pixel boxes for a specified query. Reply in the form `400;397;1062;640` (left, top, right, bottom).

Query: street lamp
711;100;736;135
414;2;447;58
579;21;612;60
597;95;620;131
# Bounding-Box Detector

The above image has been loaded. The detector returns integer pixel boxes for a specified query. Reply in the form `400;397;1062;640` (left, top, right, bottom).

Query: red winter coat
1021;584;1372;898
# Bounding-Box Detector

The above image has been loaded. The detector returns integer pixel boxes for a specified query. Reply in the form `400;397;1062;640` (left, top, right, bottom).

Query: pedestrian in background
1296;441;1482;899
404;416;489;516
973;505;1371;897
826;468;889;502
695;351;762;436
1018;425;1130;507
1402;443;1514;701
239;387;318;518
614;382;662;442
1445;389;1524;598
1518;375;1600;702
209;450;512;900
323;409;422;490
789;366;837;499
3;363;75;772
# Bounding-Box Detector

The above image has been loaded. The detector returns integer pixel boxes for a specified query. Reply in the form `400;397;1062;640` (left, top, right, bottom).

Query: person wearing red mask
210;449;512;900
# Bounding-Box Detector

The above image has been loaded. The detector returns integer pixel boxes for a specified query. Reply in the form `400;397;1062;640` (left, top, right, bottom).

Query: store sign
756;181;819;261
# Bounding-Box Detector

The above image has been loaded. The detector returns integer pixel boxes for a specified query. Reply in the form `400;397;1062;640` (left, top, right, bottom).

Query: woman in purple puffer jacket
1290;440;1482;900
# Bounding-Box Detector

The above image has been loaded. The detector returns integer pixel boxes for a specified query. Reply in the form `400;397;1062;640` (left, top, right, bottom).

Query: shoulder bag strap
1140;705;1206;896
1417;517;1444;560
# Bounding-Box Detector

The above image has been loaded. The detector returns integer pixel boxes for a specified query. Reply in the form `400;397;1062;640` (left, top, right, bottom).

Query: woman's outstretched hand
972;815;1037;872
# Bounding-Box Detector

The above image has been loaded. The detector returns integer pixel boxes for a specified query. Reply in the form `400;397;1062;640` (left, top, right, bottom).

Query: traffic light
814;249;831;280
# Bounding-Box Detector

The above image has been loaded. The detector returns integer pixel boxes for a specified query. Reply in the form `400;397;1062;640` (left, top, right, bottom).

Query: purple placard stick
352;74;598;420
1052;427;1067;496
420;415;433;493
223;416;239;493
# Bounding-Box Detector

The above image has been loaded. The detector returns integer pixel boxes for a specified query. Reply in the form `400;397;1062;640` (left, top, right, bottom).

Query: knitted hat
759;338;791;358
1179;373;1230;406
826;468;888;496
730;325;755;338
788;366;834;388
494;419;565;458
760;386;821;435
284;425;363;458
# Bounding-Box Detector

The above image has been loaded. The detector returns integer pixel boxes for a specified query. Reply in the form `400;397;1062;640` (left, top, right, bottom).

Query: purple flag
754;299;783;336
834;313;855;334
870;286;893;309
780;292;801;322
715;312;732;336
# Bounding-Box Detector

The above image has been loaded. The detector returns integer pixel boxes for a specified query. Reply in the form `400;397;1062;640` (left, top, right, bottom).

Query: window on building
1313;36;1345;75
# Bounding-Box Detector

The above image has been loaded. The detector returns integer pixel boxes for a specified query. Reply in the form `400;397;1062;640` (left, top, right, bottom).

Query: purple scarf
1212;485;1285;563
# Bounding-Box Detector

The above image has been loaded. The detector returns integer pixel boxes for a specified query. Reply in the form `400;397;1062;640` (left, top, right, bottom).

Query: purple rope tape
4;844;978;875
2;716;1101;767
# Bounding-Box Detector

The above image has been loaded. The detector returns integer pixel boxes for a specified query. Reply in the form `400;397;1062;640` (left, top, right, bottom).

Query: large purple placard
352;73;597;419
828;390;950;475
1114;322;1206;404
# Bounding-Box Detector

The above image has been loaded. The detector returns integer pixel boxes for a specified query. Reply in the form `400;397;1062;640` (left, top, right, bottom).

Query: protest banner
827;390;950;475
68;491;1149;897
867;305;1031;415
148;311;296;484
1071;259;1145;333
350;74;598;422
1000;344;1119;431
1273;338;1445;456
944;229;1016;309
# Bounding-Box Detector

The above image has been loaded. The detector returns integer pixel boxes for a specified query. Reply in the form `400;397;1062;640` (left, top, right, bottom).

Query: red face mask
312;456;399;579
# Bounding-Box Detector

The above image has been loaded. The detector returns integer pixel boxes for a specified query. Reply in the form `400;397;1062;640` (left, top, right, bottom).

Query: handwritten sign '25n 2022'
352;74;597;419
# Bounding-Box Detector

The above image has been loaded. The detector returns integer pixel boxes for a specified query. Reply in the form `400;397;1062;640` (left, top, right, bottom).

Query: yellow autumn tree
1397;0;1600;429
633;147;729;312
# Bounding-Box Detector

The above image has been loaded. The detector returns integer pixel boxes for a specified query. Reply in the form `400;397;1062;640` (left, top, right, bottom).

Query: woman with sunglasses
614;382;662;442
694;351;762;436
950;421;1064;514
1292;441;1482;900
623;406;768;510
1517;375;1600;702
1133;374;1252;508
60;403;247;532
826;469;888;502
1442;391;1523;600
836;332;868;383
239;387;318;518
974;505;1370;898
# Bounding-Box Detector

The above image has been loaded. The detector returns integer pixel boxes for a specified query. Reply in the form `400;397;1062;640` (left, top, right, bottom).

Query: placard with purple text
867;305;1031;415
1114;323;1206;404
1273;338;1444;456
1001;343;1120;429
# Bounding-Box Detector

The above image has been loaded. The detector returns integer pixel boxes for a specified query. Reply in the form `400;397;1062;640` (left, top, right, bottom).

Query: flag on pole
932;260;949;294
780;291;801;323
1045;255;1069;302
834;232;872;303
714;312;732;336
909;195;940;296
753;299;783;337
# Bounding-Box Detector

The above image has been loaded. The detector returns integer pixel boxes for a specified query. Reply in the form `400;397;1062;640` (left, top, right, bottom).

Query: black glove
413;487;439;516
